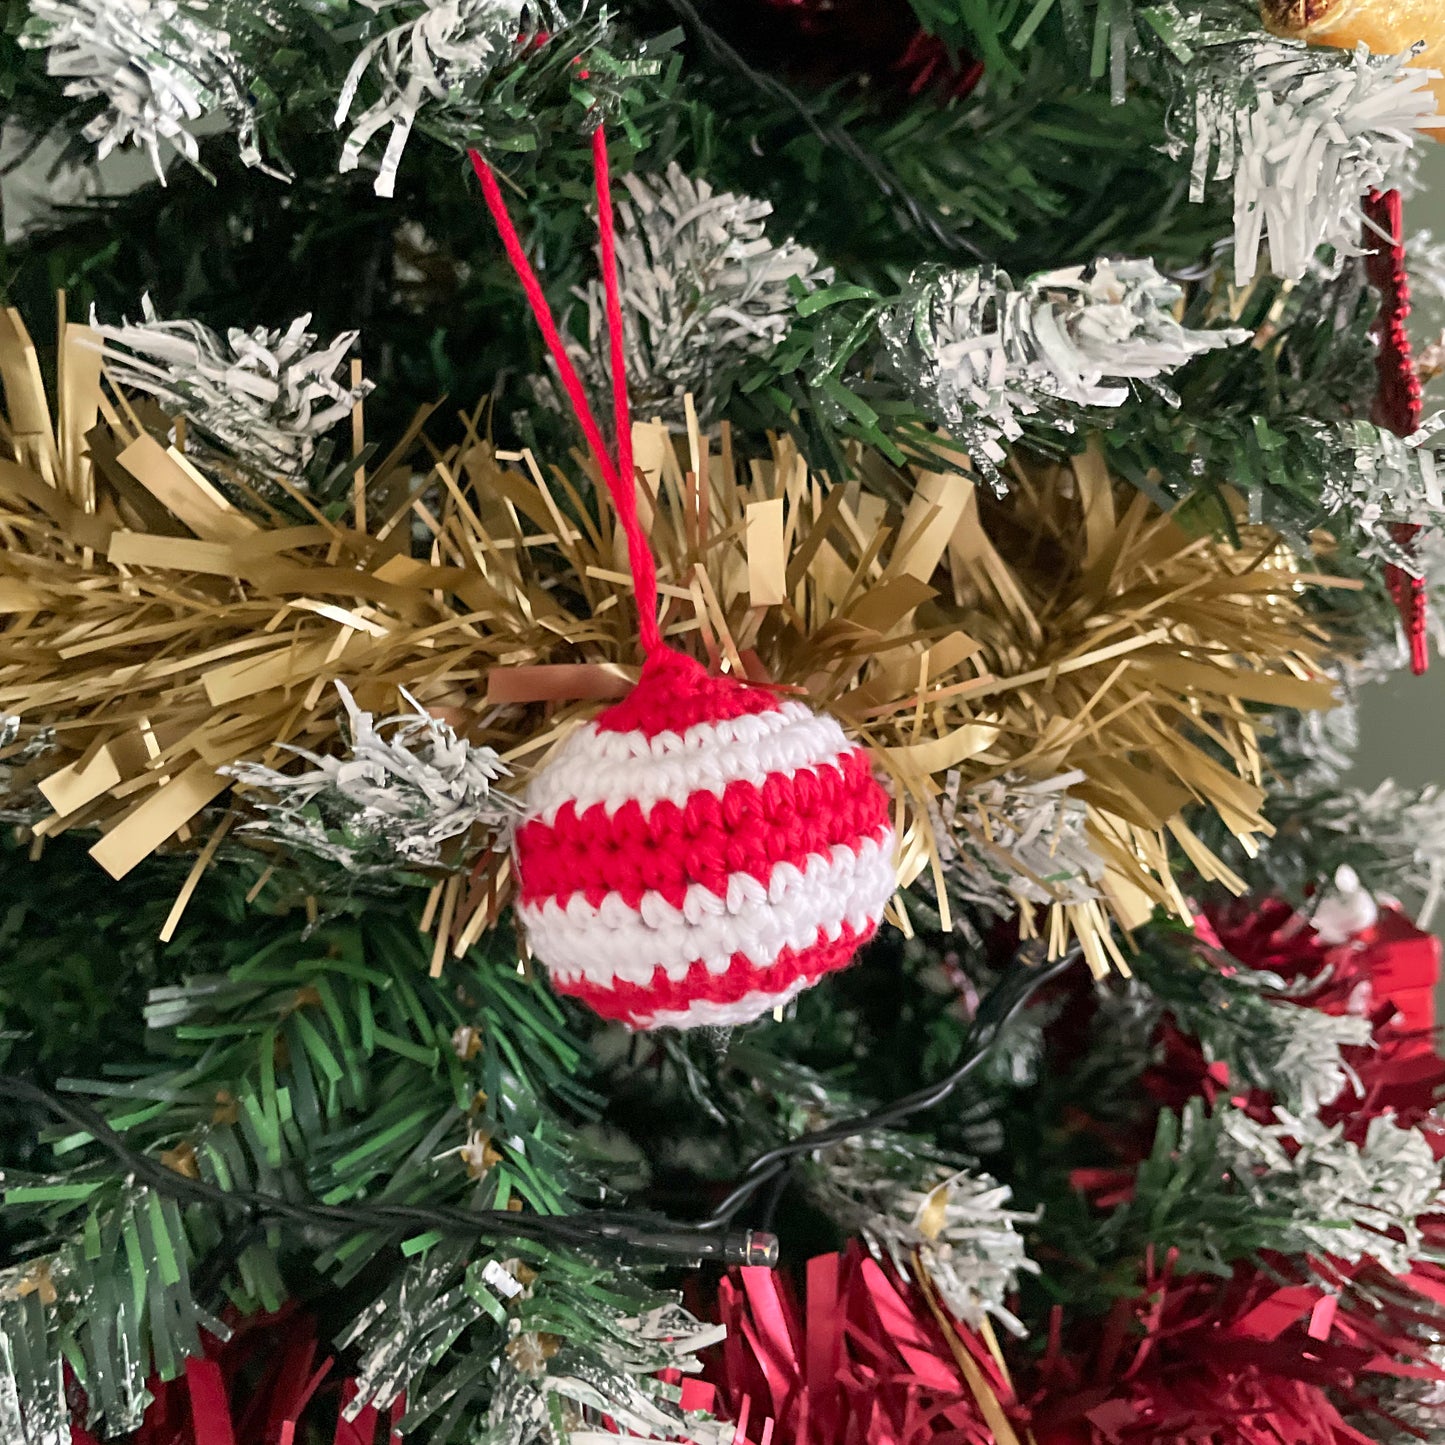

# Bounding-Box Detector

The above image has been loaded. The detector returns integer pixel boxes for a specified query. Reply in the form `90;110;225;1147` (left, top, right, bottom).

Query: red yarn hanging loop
469;131;662;658
1364;187;1430;675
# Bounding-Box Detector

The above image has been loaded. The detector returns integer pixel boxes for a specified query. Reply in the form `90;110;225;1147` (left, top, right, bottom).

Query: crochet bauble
513;648;897;1030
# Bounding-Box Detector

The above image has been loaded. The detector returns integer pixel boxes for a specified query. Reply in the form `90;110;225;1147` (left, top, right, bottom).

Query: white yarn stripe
520;831;897;988
637;976;815;1030
526;702;854;824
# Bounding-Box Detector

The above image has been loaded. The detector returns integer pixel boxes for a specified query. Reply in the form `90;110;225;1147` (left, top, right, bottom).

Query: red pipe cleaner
468;134;662;658
1364;188;1430;675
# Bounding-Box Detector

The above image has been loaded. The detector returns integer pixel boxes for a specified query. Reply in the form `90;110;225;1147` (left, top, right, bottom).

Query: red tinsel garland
704;1242;1445;1445
708;1243;1000;1445
1025;1252;1440;1445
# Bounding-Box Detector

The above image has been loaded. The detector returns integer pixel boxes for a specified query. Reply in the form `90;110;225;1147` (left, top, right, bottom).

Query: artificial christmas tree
2;2;1445;1442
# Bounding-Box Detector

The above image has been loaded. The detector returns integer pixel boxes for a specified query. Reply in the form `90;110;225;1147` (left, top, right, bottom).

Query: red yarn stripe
593;647;780;737
469;133;661;656
552;917;877;1025
516;750;890;908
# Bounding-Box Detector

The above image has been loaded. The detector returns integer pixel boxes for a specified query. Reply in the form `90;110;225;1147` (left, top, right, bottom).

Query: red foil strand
709;1243;999;1444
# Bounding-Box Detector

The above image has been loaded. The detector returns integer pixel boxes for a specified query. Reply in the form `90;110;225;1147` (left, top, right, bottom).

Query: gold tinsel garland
0;306;1338;974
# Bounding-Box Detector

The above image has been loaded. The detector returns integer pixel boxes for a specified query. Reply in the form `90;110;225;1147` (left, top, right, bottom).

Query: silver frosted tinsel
0;1288;67;1445
478;1303;731;1445
393;219;474;312
337;0;532;198
20;0;271;181
1362;1354;1445;1445
1215;965;1372;1118
0;715;56;823
1181;40;1441;286
341;1249;729;1445
1084;956;1370;1121
1353;511;1445;677
226;683;518;875
1270;690;1360;786
809;1133;1037;1337
1270;531;1445;780
939;771;1104;916
1303;780;1445;928
90;298;371;480
880;259;1245;476
561;163;830;424
1317;417;1445;565
1218;1107;1442;1276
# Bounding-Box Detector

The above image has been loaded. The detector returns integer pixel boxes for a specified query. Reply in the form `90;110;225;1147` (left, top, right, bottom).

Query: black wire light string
0;1074;772;1267
699;945;1080;1230
0;947;1076;1269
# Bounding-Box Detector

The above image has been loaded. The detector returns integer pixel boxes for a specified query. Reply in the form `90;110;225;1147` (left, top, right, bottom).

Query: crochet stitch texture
514;648;897;1029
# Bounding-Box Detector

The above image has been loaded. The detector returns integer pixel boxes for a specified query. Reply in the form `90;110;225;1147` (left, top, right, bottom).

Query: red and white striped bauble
514;648;896;1030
